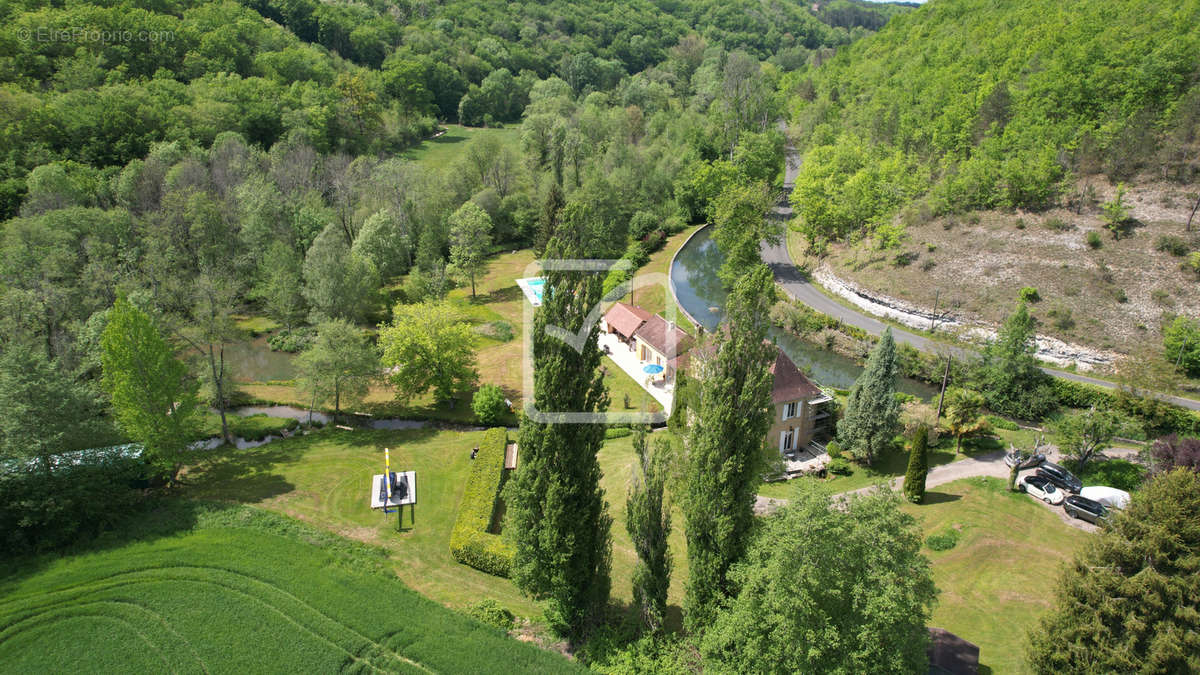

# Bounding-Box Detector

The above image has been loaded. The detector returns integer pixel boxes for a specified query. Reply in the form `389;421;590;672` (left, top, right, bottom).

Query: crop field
0;504;579;674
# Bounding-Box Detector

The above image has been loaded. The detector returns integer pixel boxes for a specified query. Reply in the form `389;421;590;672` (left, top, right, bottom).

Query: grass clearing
0;503;580;673
180;426;690;628
402;125;521;168
900;476;1090;674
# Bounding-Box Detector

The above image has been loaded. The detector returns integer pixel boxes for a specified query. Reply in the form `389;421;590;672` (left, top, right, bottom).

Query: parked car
1018;474;1065;505
1063;495;1109;525
1080;486;1131;510
1036;462;1083;493
1004;451;1046;470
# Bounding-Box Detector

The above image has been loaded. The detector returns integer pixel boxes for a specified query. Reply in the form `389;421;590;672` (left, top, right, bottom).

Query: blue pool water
527;278;545;302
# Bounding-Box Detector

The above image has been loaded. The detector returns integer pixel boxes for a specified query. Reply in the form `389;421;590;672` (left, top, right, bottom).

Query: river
670;226;937;399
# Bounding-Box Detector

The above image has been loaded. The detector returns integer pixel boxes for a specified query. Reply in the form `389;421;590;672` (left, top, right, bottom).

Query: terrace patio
598;331;674;413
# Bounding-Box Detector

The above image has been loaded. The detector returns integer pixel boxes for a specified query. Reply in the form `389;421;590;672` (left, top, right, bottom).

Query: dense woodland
786;0;1200;246
0;0;906;451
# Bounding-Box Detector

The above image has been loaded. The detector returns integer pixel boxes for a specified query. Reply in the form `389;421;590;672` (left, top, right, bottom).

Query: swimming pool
516;277;546;306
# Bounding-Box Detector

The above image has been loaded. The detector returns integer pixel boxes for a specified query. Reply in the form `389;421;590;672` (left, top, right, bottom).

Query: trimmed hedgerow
449;428;514;577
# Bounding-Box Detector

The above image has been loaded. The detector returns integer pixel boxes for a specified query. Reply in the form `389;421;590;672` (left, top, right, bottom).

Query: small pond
224;335;296;383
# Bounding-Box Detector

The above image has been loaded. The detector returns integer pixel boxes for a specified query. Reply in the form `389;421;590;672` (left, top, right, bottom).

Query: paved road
767;137;1200;411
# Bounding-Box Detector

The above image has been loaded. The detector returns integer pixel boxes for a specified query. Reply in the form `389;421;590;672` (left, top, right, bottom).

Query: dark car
1036;462;1082;494
1063;495;1109;525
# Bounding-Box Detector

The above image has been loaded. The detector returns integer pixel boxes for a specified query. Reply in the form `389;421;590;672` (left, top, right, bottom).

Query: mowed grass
181;426;690;627
899;476;1090;674
0;504;580;674
401;125;521;168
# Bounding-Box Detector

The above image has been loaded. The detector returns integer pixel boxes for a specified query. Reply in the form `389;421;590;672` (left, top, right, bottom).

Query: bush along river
670;226;937;400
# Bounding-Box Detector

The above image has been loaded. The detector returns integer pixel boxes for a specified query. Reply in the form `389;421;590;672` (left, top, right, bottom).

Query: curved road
767;139;1200;411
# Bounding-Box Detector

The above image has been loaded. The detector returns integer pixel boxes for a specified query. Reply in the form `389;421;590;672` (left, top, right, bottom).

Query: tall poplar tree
627;427;672;635
504;210;612;642
683;264;776;631
974;302;1056;419
837;328;900;466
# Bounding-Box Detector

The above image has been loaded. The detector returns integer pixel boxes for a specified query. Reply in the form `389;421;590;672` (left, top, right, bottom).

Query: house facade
765;349;833;454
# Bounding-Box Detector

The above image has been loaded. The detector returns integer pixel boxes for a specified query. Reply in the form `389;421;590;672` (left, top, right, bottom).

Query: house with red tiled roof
688;339;833;455
600;302;692;382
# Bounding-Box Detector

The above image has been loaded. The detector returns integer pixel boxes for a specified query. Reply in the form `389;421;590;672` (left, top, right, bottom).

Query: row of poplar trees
504;204;779;642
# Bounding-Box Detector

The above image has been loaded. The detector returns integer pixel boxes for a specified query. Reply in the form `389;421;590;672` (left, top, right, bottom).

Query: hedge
449;428;514;577
1051;378;1200;437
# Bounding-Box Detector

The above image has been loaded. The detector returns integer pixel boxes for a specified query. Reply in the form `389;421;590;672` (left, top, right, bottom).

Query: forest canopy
786;0;1200;243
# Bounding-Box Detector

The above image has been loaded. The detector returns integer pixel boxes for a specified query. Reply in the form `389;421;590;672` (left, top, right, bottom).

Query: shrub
1112;287;1128;303
925;527;960;551
268;328;316;353
1018;286;1040;303
827;458;853;475
1044;217;1072;231
629;211;658;241
0;449;148;555
1156;235;1189;256
985;415;1019;431
604;426;632;439
449;428;514;577
466;598;514;631
471;385;509;426
1085;230;1102;249
1079;459;1146;493
825;440;842;459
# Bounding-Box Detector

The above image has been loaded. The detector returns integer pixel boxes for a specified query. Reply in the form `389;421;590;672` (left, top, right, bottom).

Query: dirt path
755;447;1141;532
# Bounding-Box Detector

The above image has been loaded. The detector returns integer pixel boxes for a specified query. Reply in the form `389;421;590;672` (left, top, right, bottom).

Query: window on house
784;402;797;419
783;428;794;450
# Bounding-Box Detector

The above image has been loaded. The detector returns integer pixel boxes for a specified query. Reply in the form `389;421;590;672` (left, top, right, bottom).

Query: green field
900;477;1090;674
402;125;521;168
0;504;579;674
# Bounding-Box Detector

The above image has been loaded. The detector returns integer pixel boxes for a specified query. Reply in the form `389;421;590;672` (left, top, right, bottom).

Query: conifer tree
837;328;900;466
627;427;672;635
1028;469;1200;672
902;424;929;504
504;211;612;642
683;264;776;631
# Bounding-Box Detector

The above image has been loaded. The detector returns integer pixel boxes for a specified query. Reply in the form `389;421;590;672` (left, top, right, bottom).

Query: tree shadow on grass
474;284;522;306
921;491;962;505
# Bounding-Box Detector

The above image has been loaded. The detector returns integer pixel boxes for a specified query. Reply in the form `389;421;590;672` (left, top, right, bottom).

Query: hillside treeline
786;0;1200;244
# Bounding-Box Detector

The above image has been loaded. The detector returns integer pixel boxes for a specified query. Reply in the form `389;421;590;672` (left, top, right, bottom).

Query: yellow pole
384;448;392;503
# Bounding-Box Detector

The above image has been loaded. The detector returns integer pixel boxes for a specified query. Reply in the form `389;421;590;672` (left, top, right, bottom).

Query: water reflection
670;227;936;399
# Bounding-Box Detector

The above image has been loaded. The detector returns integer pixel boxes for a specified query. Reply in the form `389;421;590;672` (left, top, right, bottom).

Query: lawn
608;225;704;337
756;426;1042;499
899;476;1090;674
180;426;691;627
0;502;580;673
401;125;521;168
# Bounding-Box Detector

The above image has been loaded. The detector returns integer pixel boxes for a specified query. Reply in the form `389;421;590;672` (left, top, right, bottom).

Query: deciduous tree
702;484;936;673
504;215;612;642
379;301;477;405
710;181;779;286
100;297;200;482
1053;406;1122;474
295;319;378;420
974;303;1056;420
447;201;493;298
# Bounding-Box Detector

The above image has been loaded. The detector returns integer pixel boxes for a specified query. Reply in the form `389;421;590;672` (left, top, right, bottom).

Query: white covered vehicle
1079;486;1131;510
